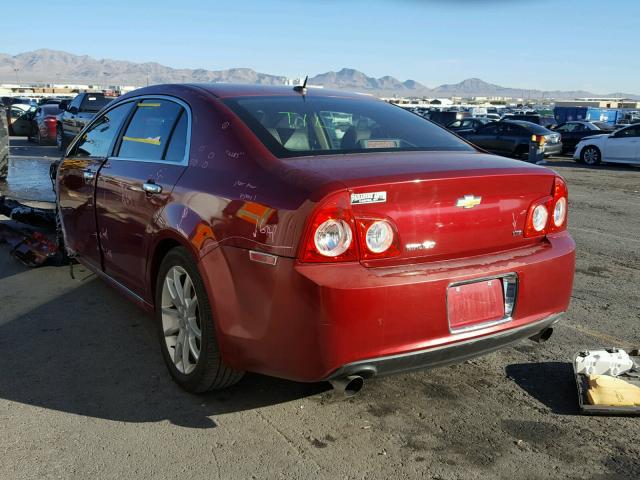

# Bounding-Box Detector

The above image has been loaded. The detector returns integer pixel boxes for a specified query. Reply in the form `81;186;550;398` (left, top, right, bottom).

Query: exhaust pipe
529;327;553;344
329;375;364;397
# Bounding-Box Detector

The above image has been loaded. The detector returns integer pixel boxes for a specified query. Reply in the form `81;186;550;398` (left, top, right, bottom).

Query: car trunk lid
284;151;556;263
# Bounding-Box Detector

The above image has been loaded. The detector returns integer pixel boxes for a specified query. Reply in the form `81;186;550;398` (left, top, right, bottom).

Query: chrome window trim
110;95;192;166
67;94;192;166
446;272;519;335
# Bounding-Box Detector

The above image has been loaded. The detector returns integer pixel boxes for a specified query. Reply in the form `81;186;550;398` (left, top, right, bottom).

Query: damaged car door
57;102;134;269
94;97;189;297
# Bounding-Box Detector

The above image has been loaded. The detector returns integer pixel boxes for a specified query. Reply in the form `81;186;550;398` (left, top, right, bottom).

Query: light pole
13;68;20;85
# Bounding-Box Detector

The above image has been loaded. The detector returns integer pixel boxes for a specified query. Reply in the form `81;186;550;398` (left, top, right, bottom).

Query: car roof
500;119;549;132
186;83;376;100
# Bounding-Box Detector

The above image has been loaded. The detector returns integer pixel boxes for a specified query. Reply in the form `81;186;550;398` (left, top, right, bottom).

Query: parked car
485;113;501;121
551;121;614;154
56;92;114;151
573;124;640;166
461;120;562;158
28;104;63;145
55;84;575;393
446;117;494;135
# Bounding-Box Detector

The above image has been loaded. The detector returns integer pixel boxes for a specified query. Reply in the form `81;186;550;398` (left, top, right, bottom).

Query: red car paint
57;84;575;383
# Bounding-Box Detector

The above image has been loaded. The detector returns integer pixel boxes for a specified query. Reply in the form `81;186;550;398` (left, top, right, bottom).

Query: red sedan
56;84;575;393
29;104;63;144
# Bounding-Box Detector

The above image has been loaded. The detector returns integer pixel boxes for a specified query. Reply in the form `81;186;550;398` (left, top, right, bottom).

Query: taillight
531;134;546;146
356;218;400;260
524;176;568;238
299;192;400;263
548;175;568;232
300;192;358;262
45;117;57;124
524;197;552;238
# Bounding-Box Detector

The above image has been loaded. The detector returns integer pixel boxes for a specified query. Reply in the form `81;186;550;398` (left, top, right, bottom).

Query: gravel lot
1;139;639;480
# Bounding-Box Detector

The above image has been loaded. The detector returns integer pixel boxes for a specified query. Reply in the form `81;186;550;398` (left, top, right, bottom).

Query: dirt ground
1;139;639;480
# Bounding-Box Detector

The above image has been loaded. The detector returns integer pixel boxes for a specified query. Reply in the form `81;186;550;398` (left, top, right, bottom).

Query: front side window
74;102;133;158
479;124;499;135
555;124;572;132
615;126;639;138
223;95;474;158
117;99;185;161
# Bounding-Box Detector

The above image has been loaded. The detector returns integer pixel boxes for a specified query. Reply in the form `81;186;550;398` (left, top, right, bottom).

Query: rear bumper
543;143;562;156
326;312;561;380
202;231;575;382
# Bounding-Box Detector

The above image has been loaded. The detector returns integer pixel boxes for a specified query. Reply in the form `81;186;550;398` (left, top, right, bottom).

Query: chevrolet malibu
56;84;575;393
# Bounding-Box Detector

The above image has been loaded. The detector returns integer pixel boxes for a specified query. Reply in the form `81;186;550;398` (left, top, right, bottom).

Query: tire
155;247;244;393
580;145;601;166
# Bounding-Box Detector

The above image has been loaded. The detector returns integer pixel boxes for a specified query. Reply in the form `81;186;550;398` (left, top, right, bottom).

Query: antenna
293;76;308;94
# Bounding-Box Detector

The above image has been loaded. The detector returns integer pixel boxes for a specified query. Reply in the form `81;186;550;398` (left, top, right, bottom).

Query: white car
574;124;640;166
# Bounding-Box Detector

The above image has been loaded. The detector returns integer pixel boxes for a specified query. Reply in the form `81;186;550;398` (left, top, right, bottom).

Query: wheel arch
147;229;200;310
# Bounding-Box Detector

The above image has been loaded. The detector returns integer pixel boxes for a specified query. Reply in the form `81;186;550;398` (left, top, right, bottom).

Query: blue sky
3;0;639;93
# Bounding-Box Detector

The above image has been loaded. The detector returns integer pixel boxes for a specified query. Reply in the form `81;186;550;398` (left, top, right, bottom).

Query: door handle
83;170;95;181
142;182;162;194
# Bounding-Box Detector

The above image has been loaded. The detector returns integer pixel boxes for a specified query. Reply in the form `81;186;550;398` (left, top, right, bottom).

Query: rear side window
164;111;188;162
74;102;133;158
118;99;185;161
80;95;111;113
478;124;498;134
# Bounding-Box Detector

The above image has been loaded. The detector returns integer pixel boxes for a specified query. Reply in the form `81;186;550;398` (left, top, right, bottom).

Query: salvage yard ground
0;139;639;480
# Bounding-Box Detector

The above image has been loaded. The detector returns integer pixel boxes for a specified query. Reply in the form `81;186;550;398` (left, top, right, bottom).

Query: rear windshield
80;95;111;113
42;105;62;115
223;95;474;158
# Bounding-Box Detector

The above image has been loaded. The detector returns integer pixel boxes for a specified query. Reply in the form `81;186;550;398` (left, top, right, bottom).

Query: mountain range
1;49;637;100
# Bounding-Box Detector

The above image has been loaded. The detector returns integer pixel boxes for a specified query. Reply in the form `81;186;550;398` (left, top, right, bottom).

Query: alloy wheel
161;266;201;375
583;147;600;165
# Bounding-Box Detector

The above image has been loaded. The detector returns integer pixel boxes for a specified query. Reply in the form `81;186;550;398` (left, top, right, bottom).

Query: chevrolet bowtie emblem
456;195;482;209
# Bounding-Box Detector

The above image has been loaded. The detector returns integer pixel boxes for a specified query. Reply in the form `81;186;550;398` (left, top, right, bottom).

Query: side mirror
69;106;79;115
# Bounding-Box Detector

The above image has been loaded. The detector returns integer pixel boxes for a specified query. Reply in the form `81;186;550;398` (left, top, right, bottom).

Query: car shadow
0;273;329;429
505;362;579;415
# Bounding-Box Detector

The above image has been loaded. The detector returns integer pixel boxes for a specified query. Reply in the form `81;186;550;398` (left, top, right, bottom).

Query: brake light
524;176;569;238
531;134;546;146
300;192;358;262
299;193;400;262
45;117;56;124
548;176;568;233
524;198;550;238
356;218;400;260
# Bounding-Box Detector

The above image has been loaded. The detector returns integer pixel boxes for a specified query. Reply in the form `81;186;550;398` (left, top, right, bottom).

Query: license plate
448;279;505;331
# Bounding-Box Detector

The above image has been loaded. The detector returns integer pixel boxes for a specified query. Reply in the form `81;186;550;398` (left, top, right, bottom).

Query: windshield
223;95;474;158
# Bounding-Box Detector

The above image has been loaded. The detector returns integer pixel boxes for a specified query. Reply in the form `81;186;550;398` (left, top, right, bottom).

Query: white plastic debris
575;349;634;377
